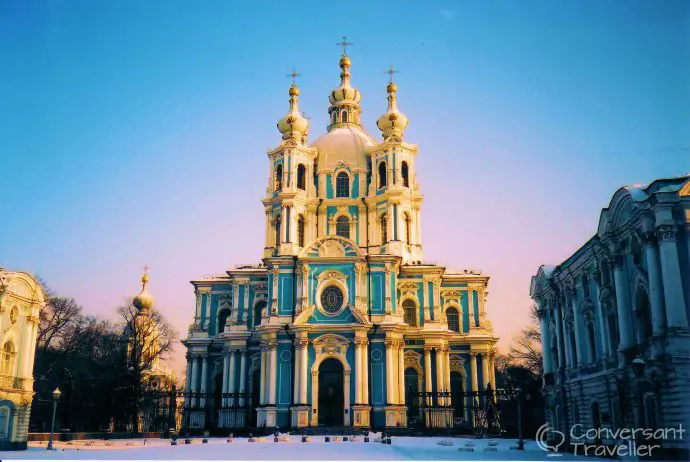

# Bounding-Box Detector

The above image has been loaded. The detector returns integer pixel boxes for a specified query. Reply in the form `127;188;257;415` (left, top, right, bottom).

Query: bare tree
116;299;178;390
37;296;85;353
508;304;543;376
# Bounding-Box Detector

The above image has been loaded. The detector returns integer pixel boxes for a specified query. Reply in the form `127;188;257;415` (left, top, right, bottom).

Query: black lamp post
46;387;62;450
515;387;524;450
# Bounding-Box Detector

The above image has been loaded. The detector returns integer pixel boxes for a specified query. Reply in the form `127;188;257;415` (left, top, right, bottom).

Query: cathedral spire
328;37;362;131
377;66;408;141
133;265;154;312
277;70;309;145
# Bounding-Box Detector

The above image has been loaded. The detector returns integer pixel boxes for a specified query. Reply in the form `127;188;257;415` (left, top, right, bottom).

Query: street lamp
46;387;62;451
632;356;646;378
515;387;525;450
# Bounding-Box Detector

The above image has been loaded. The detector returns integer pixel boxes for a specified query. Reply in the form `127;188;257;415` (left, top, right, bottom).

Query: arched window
404;213;412;245
342;110;348;123
446;307;460;332
313;162;319;193
586;320;597;362
218;309;231;334
568;326;577;366
380;213;388;245
297;164;306;190
336;216;350;239
607;309;619;353
336;172;349;198
401;161;409;187
378;162;387;188
636;290;653;341
332;111;337;125
275;165;283;191
1;342;15;376
297;215;305;247
602;263;611;286
403;300;417;327
274;217;281;247
253;301;267;328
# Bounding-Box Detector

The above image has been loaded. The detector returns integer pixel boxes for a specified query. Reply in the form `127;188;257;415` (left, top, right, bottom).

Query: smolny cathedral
182;49;498;431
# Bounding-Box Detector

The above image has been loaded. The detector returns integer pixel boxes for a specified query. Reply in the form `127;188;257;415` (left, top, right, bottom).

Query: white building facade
531;175;690;456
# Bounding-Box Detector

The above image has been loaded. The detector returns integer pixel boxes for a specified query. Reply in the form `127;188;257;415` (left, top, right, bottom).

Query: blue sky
1;0;688;374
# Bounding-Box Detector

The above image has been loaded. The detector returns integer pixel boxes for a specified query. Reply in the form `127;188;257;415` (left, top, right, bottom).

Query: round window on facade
9;306;18;325
320;286;344;314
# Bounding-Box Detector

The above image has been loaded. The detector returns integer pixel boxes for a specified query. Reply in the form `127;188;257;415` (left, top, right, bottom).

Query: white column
200;356;208;407
300;340;308;405
642;234;666;335
538;305;553;373
424;347;432;392
385;339;394;404
443;348;452;405
489;354;496;388
269;343;277;405
222;352;230;407
481;353;489;390
469;353;478;392
27;321;39;378
260;349;267;405
612;255;634;350
361;342;369;405
190;356;199;391
20;321;33;378
281;205;288;244
657;225;689;328
355;339;363;404
591;276;609;358
398;342;405;405
435;347;444;404
239;351;247;406
569;289;586;366
294;341;301;405
553;299;565;367
228;350;237;405
468;289;475;328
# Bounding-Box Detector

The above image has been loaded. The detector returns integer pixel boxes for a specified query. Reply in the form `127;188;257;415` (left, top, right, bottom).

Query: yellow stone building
0;269;45;450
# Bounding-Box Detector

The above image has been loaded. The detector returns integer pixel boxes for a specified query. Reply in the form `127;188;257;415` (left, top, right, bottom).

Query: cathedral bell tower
263;74;318;258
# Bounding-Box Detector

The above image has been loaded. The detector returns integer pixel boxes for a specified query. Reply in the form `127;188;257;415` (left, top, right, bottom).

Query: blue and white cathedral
182;51;498;431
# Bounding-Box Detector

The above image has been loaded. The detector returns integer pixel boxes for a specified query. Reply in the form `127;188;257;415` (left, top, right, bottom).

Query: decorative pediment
293;304;315;325
252;284;268;294
312;334;350;356
316;270;349;282
299;236;365;259
440;289;463;300
398;282;419;298
449;354;465;373
404;350;422;370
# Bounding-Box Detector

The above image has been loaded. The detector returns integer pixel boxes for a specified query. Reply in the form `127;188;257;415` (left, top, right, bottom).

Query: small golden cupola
328;39;362;130
132;267;155;313
376;68;408;141
277;77;309;145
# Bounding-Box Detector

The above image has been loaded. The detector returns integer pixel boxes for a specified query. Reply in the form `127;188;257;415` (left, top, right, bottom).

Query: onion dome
327;54;362;130
376;78;408;141
277;83;309;144
133;268;154;312
329;55;362;106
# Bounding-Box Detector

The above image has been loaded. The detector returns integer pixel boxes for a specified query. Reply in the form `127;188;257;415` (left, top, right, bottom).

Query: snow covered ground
1;436;604;460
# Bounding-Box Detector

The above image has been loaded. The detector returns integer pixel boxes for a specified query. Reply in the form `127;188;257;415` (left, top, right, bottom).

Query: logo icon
536;423;565;456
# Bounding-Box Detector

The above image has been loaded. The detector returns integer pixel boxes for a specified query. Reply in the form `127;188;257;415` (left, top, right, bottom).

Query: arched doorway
450;372;465;421
250;368;260;427
405;368;420;424
318;358;344;426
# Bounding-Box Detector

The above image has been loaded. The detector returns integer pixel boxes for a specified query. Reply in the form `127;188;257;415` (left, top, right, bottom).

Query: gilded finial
336;36;353;56
385;66;398;93
141;264;150;287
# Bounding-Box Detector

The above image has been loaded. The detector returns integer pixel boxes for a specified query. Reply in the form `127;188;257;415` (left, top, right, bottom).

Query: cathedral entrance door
317;358;344;426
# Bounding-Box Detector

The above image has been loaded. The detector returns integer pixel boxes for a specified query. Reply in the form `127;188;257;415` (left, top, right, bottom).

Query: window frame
335;172;350;198
335;215;350;239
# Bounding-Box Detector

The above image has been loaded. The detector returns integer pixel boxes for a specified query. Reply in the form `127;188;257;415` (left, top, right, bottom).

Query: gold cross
336;36;353;55
385;65;398;83
287;69;301;86
142;264;150;274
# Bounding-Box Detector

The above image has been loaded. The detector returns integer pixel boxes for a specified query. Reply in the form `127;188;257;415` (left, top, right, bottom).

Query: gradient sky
1;1;688;377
